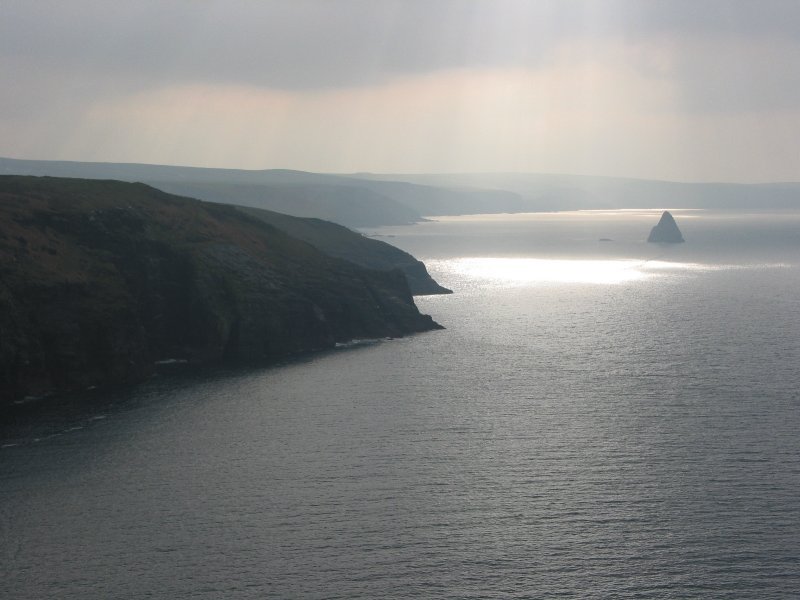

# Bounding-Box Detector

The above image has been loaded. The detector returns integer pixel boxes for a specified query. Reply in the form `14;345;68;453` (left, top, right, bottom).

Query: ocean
2;209;799;598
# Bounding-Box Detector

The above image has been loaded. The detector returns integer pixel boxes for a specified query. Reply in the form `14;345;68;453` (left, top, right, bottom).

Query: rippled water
2;210;800;598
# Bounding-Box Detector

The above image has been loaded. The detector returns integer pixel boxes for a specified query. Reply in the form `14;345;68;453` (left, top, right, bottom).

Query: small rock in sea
647;211;684;243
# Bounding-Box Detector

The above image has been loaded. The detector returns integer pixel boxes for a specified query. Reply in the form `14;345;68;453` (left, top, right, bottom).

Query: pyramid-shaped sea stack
647;211;684;243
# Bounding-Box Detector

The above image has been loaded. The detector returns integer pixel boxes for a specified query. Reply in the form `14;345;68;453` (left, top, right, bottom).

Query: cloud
4;0;800;91
8;54;779;180
654;36;800;113
2;1;800;180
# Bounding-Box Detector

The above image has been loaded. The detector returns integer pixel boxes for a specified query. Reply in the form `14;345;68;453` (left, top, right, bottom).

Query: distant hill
149;180;421;228
351;172;800;211
4;158;799;226
0;157;517;227
0;176;442;405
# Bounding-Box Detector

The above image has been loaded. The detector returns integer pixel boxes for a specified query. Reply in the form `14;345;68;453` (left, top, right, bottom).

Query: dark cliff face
647;211;685;243
238;206;452;295
0;176;442;405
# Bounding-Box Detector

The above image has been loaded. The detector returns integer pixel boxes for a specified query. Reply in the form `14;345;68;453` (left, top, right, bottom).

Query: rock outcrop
0;176;442;406
647;210;684;243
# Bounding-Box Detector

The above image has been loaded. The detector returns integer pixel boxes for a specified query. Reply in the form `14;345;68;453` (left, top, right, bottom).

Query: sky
2;0;800;182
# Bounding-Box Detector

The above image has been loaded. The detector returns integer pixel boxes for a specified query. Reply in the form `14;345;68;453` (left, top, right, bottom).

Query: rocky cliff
0;176;442;406
238;206;451;295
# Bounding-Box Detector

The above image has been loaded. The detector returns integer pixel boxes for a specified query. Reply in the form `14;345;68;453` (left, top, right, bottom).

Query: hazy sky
3;0;800;182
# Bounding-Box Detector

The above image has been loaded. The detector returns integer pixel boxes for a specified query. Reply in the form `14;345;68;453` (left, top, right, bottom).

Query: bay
2;209;799;599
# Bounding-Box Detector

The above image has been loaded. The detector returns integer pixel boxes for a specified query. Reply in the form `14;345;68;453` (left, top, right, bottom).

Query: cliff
647;210;685;243
0;176;442;406
238;207;451;295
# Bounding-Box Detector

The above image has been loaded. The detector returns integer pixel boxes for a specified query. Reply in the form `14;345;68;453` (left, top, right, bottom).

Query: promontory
0;176;444;406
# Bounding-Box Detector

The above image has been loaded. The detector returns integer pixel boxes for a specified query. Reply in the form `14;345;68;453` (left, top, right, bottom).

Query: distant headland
4;157;800;229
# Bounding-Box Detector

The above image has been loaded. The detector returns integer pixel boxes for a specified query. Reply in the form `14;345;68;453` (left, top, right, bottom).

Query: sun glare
433;257;723;286
439;258;651;285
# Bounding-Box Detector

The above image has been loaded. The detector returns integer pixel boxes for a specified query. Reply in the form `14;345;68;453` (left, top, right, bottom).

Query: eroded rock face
0;176;442;405
647;211;684;243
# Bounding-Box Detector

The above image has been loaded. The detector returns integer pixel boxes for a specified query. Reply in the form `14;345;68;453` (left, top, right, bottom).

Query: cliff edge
0;176;442;405
238;206;451;295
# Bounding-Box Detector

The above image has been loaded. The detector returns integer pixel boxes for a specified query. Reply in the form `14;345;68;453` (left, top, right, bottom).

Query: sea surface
2;209;799;599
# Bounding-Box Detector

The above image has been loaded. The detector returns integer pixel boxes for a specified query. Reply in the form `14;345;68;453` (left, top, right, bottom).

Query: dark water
2;209;800;598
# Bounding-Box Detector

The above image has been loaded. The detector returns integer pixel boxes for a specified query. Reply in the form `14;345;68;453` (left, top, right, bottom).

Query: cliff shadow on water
0;176;443;407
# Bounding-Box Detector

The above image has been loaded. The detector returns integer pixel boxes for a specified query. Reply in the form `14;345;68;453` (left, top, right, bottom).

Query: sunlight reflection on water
430;257;725;286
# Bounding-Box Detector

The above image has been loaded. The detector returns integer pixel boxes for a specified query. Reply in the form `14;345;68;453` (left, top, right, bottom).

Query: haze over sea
2;209;799;599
